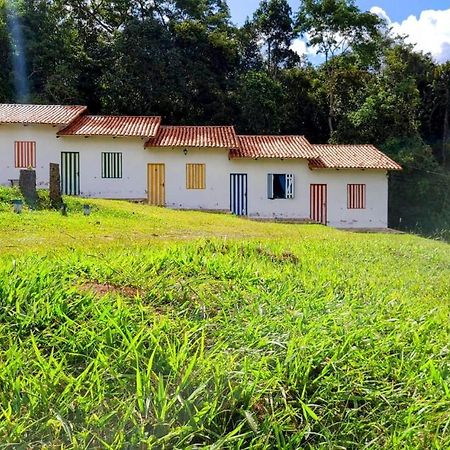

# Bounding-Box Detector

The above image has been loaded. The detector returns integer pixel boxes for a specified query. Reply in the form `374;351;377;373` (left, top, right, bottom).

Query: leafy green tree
100;0;239;122
385;137;450;233
429;62;450;166
236;70;285;134
0;1;13;102
101;17;181;117
253;0;298;74
296;0;384;135
342;47;422;144
279;67;328;141
236;20;264;73
297;0;383;63
18;0;86;104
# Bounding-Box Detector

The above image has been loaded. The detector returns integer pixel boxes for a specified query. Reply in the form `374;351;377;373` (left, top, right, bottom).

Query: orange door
148;164;165;206
310;184;327;225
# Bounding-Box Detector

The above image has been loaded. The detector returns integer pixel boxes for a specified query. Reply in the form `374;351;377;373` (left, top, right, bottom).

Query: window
186;163;206;189
15;141;36;168
347;184;366;209
101;152;123;178
268;174;294;199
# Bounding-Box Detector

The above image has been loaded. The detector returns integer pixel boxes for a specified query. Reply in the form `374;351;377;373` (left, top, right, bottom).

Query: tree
296;0;384;135
430;63;450;166
100;0;239;122
385;137;450;233
341;45;423;144
253;0;298;74
0;2;13;102
17;0;87;104
235;71;286;134
279;66;328;141
101;16;182;117
236;20;264;73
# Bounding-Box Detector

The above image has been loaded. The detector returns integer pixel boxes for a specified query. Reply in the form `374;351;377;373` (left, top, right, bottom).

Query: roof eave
309;165;403;170
145;144;233;149
231;156;312;160
59;133;153;138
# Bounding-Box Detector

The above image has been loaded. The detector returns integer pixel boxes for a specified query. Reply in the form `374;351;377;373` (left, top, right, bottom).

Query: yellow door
148;164;165;206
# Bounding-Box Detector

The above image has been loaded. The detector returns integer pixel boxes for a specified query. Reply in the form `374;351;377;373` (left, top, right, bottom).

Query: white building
0;103;402;228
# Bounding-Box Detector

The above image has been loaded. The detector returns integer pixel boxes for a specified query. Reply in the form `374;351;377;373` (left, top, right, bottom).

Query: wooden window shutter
347;184;366;209
285;174;294;199
101;152;123;178
267;174;274;199
15;141;36;168
186;164;206;189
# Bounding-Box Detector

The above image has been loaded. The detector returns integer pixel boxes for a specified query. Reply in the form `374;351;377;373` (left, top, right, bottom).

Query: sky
227;0;450;62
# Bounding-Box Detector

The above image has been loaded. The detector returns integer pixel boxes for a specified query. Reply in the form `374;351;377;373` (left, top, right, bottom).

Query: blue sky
227;0;450;62
228;0;450;24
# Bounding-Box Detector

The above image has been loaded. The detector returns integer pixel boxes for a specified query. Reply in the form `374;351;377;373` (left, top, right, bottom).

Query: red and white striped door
310;184;328;225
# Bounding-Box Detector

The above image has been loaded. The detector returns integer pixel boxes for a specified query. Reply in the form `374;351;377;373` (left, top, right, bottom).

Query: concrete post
49;163;62;208
19;169;38;208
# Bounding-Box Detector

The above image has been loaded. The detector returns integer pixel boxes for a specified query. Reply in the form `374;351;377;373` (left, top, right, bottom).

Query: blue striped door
230;174;248;216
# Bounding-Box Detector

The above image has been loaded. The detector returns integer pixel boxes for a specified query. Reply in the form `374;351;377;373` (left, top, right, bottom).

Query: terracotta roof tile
310;144;402;170
0;103;87;125
230;135;318;159
58;115;161;138
146;126;238;148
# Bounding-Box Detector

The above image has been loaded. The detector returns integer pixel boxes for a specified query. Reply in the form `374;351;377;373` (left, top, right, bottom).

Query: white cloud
290;39;308;57
370;6;391;25
290;37;322;59
371;6;450;63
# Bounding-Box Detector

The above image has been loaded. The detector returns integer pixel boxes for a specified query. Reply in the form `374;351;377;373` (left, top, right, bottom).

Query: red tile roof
230;135;318;159
0;103;87;125
58;115;161;138
310;144;402;170
146;126;238;148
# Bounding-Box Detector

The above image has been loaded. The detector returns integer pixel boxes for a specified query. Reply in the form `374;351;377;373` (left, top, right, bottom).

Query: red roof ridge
313;143;376;146
160;124;235;127
146;125;238;148
58;114;162;137
83;114;162;118
0;103;88;125
310;143;402;171
0;102;87;108
238;134;307;137
232;135;317;159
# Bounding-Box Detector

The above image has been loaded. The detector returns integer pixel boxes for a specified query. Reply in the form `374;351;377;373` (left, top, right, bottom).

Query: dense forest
0;0;449;236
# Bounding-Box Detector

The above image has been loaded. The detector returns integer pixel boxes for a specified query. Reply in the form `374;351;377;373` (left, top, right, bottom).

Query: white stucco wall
0;125;150;199
228;158;388;228
145;150;388;228
146;147;230;209
0;123;63;187
0;124;389;228
59;136;149;199
307;167;388;228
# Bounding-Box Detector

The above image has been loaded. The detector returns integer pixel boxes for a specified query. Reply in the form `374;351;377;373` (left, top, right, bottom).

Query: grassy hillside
0;189;449;448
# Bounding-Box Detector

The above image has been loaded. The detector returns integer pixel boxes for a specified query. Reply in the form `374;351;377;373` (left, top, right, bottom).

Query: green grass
0;188;449;448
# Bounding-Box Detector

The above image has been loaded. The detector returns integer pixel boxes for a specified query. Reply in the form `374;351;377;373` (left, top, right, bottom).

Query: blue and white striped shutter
230;174;248;215
285;174;294;199
267;174;274;199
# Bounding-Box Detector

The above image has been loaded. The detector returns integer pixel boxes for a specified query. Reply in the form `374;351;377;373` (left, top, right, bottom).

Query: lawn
0;188;449;448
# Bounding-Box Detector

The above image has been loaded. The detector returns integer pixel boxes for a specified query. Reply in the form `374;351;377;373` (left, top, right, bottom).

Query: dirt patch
79;281;143;298
254;246;300;264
